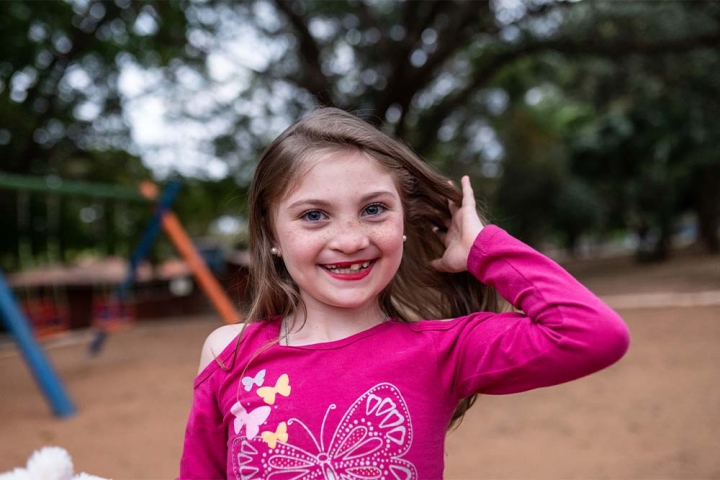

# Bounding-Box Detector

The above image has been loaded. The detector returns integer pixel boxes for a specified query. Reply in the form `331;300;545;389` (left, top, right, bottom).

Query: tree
0;0;201;270
0;0;195;175
563;37;720;255
177;0;719;251
2;0;719;266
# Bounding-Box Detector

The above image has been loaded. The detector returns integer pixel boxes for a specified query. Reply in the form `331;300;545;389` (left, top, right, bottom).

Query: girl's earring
270;247;280;256
402;234;407;242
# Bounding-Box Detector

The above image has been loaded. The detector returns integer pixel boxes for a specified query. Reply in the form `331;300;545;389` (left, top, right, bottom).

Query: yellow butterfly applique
261;421;288;449
257;373;291;405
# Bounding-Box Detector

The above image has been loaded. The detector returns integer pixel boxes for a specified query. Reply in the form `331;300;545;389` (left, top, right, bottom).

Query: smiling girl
179;108;630;479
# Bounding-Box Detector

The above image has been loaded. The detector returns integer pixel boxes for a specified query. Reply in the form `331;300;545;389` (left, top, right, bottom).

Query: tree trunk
695;167;720;253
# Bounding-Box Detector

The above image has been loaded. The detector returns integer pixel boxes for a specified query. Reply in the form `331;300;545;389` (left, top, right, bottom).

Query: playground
1;250;719;479
2;2;719;477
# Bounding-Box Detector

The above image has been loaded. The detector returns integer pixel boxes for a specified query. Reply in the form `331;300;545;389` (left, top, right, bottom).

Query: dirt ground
1;252;719;479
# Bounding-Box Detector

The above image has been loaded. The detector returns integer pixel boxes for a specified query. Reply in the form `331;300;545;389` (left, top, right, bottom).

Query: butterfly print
231;383;417;480
257;373;291;405
231;402;271;439
242;369;266;392
261;421;289;449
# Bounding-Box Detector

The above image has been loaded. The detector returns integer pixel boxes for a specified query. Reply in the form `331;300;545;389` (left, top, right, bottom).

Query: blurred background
1;0;719;478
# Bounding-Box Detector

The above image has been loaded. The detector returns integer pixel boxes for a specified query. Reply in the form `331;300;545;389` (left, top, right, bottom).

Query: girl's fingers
429;258;444;272
461;175;476;208
428;176;481;274
447;180;460;214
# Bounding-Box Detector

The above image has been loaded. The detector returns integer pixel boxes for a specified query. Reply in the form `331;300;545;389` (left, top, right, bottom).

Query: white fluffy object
0;447;108;480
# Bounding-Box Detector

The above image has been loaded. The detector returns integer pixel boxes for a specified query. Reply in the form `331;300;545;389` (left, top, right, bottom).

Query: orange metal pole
139;182;240;325
161;213;240;324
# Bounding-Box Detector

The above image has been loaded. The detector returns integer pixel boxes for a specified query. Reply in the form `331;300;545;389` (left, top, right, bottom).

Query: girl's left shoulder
198;323;247;374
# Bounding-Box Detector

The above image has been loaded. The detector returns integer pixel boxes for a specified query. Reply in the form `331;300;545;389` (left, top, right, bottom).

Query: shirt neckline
272;317;397;351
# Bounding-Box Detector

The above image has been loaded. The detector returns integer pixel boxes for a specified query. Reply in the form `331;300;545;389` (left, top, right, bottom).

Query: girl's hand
430;176;485;273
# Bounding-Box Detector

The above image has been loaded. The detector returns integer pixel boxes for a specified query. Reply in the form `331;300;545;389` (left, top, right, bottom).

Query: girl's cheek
299;230;333;248
373;222;405;245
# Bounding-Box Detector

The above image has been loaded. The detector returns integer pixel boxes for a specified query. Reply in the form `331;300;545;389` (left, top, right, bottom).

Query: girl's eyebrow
359;190;397;203
287;190;396;210
287;198;332;210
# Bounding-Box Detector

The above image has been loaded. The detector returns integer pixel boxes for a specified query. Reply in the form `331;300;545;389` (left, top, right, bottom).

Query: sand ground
1;252;719;479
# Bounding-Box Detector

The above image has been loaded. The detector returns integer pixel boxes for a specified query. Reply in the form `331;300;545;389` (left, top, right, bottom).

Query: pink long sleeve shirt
179;226;630;479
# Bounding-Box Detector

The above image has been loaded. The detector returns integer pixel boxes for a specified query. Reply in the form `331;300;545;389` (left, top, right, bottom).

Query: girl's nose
328;220;370;253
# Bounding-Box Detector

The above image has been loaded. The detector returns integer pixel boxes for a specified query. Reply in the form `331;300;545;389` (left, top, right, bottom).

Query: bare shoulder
198;323;246;374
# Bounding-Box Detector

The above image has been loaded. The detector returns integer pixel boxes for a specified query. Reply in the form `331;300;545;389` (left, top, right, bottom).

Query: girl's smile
321;259;375;280
272;150;404;318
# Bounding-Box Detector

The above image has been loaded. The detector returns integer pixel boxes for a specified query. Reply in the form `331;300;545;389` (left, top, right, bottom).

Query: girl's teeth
327;261;371;273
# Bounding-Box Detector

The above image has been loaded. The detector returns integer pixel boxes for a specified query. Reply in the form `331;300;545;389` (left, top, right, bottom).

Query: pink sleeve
178;377;226;479
433;225;630;399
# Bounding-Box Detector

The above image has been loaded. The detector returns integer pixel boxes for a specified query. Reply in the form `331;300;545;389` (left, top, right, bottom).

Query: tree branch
413;31;720;154
271;0;335;106
384;0;568;134
410;2;489;91
373;1;486;129
545;32;720;56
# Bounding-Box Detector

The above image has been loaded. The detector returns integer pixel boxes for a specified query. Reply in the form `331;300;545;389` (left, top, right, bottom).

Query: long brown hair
245;107;506;429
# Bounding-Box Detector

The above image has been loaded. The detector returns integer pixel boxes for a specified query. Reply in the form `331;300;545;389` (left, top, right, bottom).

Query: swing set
0;173;240;417
13;188;72;339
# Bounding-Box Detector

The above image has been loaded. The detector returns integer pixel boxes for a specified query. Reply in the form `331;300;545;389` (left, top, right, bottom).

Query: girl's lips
321;260;376;281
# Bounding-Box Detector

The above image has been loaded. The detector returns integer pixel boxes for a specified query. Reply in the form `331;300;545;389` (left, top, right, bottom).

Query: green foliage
171;176;248;238
1;0;719;267
0;0;195;175
563;36;720;254
495;106;567;245
0;0;205;270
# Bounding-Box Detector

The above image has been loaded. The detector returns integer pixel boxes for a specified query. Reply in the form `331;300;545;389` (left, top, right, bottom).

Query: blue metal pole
88;180;182;356
117;180;182;301
0;270;76;418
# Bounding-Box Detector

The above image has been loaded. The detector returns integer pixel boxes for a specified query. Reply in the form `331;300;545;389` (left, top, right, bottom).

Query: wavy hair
244;107;506;429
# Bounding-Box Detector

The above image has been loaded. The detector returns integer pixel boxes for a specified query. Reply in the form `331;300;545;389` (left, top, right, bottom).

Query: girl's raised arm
428;177;630;399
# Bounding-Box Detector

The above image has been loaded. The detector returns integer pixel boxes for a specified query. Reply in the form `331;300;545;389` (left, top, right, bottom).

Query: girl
179;108;630;479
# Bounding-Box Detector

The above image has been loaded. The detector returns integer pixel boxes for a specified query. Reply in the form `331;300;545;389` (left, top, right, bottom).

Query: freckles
373;221;404;245
285;229;332;250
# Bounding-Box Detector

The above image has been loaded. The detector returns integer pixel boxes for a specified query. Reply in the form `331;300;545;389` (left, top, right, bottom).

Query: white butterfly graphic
231;383;417;480
241;369;266;392
231;402;271;439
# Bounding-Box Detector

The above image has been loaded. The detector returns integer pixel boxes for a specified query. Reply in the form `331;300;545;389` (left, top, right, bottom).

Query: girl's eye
363;203;386;216
301;210;325;222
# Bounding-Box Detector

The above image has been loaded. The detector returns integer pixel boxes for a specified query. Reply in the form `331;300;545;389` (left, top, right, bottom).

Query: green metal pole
0;173;150;202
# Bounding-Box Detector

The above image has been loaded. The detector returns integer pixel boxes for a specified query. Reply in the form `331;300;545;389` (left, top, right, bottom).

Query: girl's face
272;150;405;316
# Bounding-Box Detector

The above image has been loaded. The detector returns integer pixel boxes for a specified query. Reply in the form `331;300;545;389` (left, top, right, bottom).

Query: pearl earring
402;234;407;242
270;247;279;255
